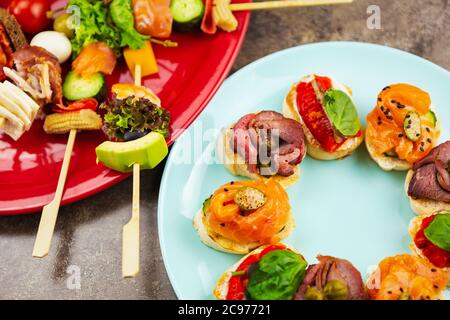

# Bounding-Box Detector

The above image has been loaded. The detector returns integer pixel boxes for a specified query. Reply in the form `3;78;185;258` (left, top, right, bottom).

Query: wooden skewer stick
122;64;142;278
33;129;77;258
229;0;353;11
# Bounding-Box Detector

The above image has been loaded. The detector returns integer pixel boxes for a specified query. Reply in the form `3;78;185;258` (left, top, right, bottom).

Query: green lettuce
68;0;122;56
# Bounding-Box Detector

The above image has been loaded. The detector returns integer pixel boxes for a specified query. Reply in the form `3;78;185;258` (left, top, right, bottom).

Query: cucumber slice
404;111;421;142
202;196;211;216
426;110;437;128
235;187;266;211
384;150;398;158
63;71;105;101
170;0;204;32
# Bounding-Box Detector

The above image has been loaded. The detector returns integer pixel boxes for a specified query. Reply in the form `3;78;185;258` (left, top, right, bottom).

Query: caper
304;286;324;300
323;280;348;300
54;13;75;39
234;187;267;211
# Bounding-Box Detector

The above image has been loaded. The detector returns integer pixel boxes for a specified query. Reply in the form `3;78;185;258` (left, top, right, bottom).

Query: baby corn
44;109;102;134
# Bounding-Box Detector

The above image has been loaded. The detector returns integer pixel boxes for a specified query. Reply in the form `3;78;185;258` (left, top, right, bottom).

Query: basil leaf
246;250;307;300
323;89;361;137
424;214;450;251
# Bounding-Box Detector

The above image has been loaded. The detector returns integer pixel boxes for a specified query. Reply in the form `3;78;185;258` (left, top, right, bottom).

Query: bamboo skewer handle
229;0;353;11
122;162;140;277
122;64;142;278
33;129;77;258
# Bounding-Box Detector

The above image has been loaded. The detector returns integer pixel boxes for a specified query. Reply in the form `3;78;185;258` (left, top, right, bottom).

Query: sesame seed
420;147;425;152
421;142;425;146
408;120;412;125
406;125;411;129
427;138;432;143
398;134;404;138
378;98;382;102
416;134;420;137
387;291;392;294
433;285;439;289
426;127;431;132
431;268;437;272
400;288;404;292
406;114;410;118
387;116;394;120
230;181;234;185
220;223;225;227
381;106;385;111
391;100;396;104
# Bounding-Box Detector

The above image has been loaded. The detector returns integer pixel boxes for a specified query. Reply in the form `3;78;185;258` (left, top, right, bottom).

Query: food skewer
32;129;76;258
122;64;143;278
228;0;353;11
33;110;102;258
209;0;352;33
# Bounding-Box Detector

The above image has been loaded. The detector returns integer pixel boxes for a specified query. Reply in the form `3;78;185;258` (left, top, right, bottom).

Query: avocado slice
95;132;168;173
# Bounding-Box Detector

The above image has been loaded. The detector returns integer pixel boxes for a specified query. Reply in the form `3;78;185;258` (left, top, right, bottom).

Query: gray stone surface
0;0;448;300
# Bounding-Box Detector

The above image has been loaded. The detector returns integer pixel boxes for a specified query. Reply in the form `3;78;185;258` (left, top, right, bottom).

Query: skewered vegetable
110;0;148;50
63;71;105;101
124;41;158;78
68;0;122;56
212;0;237;32
53;13;75;39
43;109;102;134
95;131;168;172
171;0;204;32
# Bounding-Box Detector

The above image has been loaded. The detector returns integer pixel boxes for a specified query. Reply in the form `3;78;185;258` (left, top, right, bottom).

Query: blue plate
158;42;450;300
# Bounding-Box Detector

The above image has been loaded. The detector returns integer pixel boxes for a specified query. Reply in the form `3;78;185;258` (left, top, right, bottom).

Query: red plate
0;0;250;215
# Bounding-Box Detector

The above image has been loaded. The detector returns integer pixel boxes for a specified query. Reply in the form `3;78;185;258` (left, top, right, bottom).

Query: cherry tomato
8;0;51;34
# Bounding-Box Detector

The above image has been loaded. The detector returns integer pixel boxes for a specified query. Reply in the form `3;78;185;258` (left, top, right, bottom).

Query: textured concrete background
0;0;449;299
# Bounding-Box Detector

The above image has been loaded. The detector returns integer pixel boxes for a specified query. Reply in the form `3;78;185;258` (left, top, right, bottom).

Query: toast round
193;207;295;255
282;83;363;161
216;125;301;188
404;170;450;216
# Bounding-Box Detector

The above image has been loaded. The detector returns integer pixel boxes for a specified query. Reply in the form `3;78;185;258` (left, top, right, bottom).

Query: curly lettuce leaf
102;96;170;141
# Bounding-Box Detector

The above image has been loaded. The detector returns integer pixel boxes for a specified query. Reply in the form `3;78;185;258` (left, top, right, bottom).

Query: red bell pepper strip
54;98;99;113
201;0;216;34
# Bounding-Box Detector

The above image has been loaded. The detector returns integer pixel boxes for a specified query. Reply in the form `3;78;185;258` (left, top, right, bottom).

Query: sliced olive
54;13;75;39
234;187;267;211
304;286;324;300
426;110;437;128
404;111;421;142
323;280;348;300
